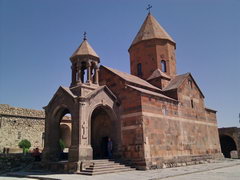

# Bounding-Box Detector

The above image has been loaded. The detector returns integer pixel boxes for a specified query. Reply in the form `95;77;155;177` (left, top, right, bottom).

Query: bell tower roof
70;37;99;61
130;13;175;49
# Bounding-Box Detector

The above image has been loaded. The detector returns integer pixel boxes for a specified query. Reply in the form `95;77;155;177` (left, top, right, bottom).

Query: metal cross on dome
83;31;87;40
146;4;152;14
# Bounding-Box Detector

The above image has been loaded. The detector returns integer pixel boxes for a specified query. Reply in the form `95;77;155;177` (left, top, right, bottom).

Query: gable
45;86;76;109
164;73;204;98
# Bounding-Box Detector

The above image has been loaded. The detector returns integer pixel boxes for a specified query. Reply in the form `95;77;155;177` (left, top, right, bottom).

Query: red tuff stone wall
140;78;221;169
99;68;145;162
129;39;176;80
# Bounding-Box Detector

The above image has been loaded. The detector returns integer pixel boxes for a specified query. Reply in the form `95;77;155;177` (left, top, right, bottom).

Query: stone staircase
79;159;135;175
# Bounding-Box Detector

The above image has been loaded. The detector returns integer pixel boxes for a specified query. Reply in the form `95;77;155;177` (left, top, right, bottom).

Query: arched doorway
91;106;116;159
219;135;237;158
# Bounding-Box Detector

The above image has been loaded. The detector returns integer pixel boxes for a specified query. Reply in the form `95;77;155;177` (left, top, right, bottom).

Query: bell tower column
86;61;92;84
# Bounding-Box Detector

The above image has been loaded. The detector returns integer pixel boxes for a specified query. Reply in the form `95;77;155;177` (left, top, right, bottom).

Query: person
107;137;113;159
32;148;41;161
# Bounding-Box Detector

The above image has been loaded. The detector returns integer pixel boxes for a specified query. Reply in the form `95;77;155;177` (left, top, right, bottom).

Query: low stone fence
0;153;34;174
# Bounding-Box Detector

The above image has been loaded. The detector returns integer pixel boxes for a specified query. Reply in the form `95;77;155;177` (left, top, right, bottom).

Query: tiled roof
127;85;177;102
147;69;171;80
163;73;189;91
163;73;204;97
70;39;99;59
130;13;175;48
101;66;160;91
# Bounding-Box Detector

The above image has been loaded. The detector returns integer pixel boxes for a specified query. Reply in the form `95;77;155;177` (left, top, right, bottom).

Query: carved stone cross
82;121;88;139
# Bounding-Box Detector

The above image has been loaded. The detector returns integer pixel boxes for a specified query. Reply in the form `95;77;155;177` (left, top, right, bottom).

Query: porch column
42;109;61;162
68;101;92;162
79;101;92;160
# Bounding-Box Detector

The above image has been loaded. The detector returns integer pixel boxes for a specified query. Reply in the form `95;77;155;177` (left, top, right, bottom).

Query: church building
42;12;222;171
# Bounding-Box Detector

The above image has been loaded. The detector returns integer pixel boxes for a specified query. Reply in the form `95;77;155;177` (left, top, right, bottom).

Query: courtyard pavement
1;159;240;180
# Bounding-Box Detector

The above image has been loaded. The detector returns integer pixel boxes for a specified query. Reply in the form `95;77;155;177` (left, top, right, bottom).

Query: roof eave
128;38;176;52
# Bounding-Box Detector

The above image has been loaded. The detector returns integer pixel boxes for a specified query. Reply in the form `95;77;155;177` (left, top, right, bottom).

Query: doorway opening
91;106;115;159
219;135;237;158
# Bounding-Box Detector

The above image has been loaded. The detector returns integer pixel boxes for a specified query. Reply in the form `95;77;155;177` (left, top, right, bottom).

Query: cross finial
83;31;87;40
146;4;152;14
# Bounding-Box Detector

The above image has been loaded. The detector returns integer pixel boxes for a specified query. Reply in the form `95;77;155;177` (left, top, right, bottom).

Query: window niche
161;60;167;72
162;106;168;115
137;63;142;76
191;99;194;109
188;79;193;89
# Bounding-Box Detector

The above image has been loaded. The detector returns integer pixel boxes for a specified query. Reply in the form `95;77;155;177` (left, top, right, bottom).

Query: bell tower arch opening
219;135;237;158
90;105;116;159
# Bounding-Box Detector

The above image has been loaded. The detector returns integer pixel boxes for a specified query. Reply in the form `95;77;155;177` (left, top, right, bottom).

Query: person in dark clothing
107;138;112;159
33;148;41;161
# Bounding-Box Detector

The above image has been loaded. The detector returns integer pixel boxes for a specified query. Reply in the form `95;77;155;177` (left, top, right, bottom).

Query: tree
18;139;31;154
59;139;65;152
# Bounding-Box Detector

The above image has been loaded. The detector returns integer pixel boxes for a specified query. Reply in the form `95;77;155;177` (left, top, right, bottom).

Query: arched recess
60;122;71;148
219;135;237;158
90;105;118;159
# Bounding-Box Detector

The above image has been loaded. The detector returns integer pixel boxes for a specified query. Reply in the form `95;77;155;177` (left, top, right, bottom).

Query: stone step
88;164;126;169
92;162;119;165
79;168;134;175
79;159;135;175
86;165;130;171
85;166;131;172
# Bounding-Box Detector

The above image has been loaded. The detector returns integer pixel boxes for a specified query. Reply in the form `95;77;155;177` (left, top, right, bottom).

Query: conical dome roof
130;13;175;48
70;39;99;61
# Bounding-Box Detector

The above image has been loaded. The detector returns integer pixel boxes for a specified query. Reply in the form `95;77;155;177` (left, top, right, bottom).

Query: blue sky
0;0;239;127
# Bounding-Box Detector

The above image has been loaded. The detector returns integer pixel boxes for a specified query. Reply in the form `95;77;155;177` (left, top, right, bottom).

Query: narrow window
191;99;194;108
161;60;167;72
188;80;193;89
137;63;142;76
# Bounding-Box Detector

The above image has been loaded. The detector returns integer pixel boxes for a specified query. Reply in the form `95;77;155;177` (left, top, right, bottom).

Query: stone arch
43;103;74;162
219;134;237;158
89;104;118;159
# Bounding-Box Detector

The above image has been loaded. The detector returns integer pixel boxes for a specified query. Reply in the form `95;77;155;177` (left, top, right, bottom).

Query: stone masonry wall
0;104;45;153
99;68;145;163
140;77;222;169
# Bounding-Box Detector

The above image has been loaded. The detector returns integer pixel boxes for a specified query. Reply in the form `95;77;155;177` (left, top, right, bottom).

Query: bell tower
70;32;100;88
128;13;176;87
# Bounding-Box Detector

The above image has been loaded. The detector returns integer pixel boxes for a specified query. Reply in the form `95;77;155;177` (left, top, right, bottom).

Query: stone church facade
42;13;222;170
